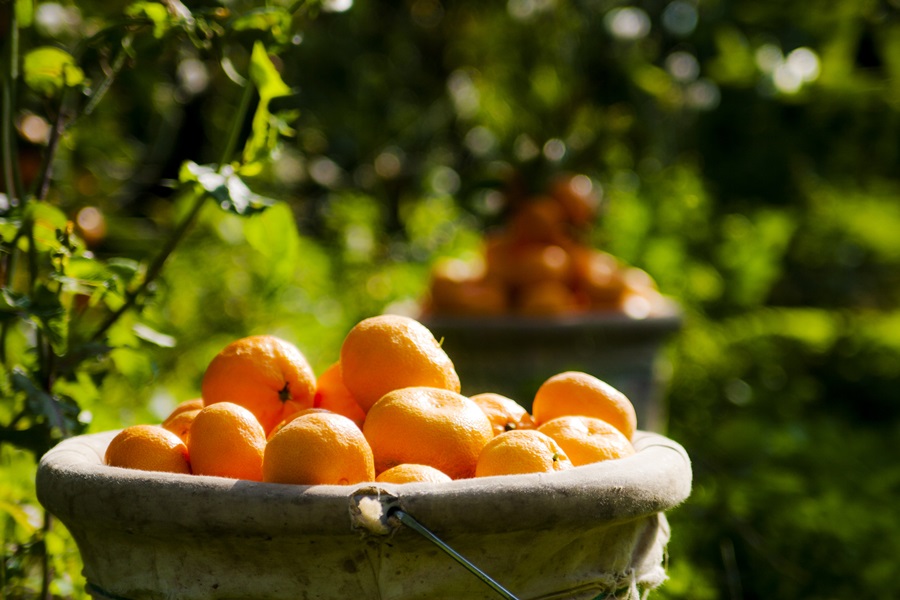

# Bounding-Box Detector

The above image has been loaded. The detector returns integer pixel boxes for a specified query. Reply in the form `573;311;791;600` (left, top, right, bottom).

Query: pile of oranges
423;173;668;319
105;314;639;485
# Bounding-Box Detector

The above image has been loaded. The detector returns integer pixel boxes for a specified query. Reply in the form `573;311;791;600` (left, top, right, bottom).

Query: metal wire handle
389;508;521;600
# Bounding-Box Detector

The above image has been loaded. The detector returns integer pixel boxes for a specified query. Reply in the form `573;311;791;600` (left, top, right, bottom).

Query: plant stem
219;75;256;167
90;186;207;342
90;36;260;342
1;3;24;205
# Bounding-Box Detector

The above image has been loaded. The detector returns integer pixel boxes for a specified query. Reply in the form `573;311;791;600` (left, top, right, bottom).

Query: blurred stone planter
37;429;691;600
422;301;683;433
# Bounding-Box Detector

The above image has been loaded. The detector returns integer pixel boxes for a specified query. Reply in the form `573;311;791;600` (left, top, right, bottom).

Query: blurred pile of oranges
105;315;639;485
423;174;668;319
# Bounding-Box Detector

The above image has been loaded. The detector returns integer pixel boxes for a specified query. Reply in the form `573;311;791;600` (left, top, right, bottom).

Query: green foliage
3;0;900;598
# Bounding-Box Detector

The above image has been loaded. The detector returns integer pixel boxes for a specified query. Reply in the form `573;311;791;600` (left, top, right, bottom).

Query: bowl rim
37;428;692;539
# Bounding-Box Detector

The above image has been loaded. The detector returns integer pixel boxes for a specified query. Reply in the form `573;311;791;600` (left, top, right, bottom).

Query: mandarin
161;408;200;444
340;315;460;412
263;412;375;485
267;407;334;440
105;425;191;474
469;392;535;436
375;463;453;484
201;335;316;434
537;416;635;466
188;402;267;481
314;362;366;428
475;429;573;477
531;371;637;440
363;386;493;479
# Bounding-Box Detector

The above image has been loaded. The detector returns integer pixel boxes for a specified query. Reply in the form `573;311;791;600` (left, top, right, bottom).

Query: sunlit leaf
125;1;172;38
179;161;275;215
23;47;86;97
132;322;176;348
15;0;34;27
232;7;293;45
30;285;68;355
242;41;296;165
244;202;300;284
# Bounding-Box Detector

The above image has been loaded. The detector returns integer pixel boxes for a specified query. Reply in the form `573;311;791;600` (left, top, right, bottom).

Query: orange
201;335;316;434
375;463;453;484
507;196;568;245
362;386;493;479
516;280;579;316
428;275;508;317
313;362;366;428
571;248;626;307
165;397;204;420
162;408;200;444
475;429;573;477
548;173;600;227
504;244;573;288
105;425;191;474
531;371;637;440
188;402;267;481
537;416;635;466
267;407;334;440
469;393;535;436
340;315;461;412
263;412;375;485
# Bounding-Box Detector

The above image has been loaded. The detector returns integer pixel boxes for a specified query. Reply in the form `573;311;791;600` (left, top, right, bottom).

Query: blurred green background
3;0;900;598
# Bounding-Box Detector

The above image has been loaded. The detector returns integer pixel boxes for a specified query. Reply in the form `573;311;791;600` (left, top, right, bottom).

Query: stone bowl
37;428;692;600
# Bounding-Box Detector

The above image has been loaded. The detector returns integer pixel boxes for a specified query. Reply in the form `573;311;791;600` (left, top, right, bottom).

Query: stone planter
37;428;691;600
422;301;683;432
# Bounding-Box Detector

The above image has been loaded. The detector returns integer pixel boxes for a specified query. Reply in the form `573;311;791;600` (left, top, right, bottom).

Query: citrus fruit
188;402;267;481
340;315;461;412
548;173;600;227
162;407;200;444
537;416;635;466
508;196;568;244
263;412;375;485
428;275;508;316
313;362;366;428
165;397;204;419
531;371;637;440
469;392;535;436
475;429;573;477
105;425;191;474
517;279;579;316
375;463;453;484
201;335;316;434
267;407;334;440
362;386;493;479
503;244;573;288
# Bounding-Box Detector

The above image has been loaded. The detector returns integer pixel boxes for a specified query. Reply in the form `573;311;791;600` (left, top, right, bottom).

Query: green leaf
10;369;80;440
242;41;296;165
244;202;300;284
31;285;68;355
0;501;38;535
232;7;293;45
132;322;176;348
15;0;34;27
23;47;86;98
179;161;275;215
125;1;172;38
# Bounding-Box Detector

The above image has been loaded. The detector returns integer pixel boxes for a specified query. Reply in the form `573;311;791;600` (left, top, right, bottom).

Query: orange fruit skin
263;413;375;486
469;393;535;436
531;371;638;440
340;315;461;412
188;402;267;481
516;280;580;316
201;335;316;435
165;398;205;420
105;425;191;475
162;408;200;444
475;430;573;478
313;362;366;428
363;387;493;480
537;416;635;466
375;463;453;484
428;276;508;317
548;174;600;228
267;408;334;441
